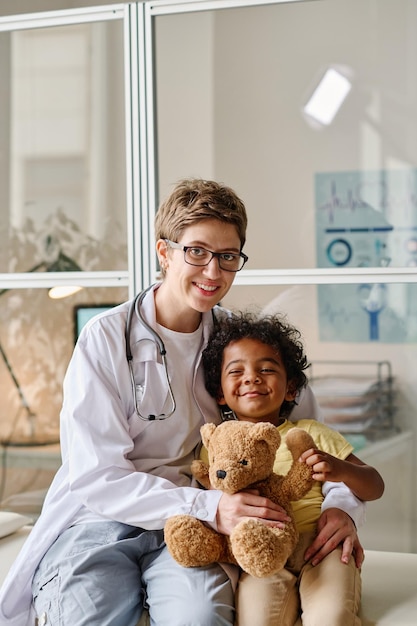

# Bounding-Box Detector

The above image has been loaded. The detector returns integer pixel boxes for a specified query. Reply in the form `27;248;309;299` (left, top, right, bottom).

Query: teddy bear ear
200;423;217;448
251;422;281;449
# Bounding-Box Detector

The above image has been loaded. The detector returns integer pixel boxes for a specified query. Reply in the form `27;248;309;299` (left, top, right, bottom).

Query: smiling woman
0;178;253;625
154;218;242;330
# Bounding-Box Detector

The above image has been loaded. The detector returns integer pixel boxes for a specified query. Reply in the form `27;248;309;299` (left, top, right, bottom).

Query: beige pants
235;531;362;626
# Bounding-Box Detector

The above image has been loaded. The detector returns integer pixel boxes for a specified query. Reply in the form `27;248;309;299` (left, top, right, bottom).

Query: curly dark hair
202;311;310;417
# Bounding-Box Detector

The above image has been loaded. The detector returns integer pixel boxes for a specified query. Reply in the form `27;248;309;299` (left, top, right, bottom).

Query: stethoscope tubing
125;284;176;420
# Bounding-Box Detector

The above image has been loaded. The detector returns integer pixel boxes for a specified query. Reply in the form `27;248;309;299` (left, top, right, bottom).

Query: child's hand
300;448;346;483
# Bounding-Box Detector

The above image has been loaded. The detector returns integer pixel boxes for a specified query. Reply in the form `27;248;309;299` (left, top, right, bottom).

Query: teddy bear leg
230;520;295;578
164;515;229;568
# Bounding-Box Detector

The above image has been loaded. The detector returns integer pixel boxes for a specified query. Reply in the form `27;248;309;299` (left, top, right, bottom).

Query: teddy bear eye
239;459;248;466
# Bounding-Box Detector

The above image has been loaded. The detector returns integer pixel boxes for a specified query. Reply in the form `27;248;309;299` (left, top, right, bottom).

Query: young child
202;311;384;626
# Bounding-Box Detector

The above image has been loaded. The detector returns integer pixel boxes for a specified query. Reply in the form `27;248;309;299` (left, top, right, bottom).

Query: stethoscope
125;284;176;421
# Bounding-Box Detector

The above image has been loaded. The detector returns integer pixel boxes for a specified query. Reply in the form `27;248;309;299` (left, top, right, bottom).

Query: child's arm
300;449;385;501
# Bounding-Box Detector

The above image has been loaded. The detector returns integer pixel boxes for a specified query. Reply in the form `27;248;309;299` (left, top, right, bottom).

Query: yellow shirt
200;419;354;534
275;419;353;533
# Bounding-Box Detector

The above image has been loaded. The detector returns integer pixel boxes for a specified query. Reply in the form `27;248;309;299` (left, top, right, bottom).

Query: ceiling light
48;285;83;299
303;67;352;126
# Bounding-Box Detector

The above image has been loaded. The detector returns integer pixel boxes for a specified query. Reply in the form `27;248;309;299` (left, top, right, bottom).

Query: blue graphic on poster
315;169;417;343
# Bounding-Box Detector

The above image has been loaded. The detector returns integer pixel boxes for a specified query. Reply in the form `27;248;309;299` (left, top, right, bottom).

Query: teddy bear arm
254;476;285;503
278;462;314;502
254;477;294;520
191;459;211;489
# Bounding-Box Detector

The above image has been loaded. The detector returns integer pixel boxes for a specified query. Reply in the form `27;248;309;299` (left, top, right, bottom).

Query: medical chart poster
315;169;417;343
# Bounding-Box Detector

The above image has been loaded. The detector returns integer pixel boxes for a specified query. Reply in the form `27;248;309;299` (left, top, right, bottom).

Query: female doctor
0;178;365;626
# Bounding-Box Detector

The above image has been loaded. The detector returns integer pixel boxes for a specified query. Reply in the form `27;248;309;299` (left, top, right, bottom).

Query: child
202;311;384;626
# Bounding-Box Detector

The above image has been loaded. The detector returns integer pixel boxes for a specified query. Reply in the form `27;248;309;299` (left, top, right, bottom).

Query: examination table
1;524;416;625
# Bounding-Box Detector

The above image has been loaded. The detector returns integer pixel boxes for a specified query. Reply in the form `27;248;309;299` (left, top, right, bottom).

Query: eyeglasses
165;240;248;272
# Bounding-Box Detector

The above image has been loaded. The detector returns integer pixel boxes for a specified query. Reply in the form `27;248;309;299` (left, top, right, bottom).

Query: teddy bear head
201;421;281;494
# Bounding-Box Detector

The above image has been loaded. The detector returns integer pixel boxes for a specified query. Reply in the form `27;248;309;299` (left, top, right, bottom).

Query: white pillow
0;512;32;539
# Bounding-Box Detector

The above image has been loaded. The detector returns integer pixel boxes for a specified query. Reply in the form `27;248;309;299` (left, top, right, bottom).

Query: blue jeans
32;521;234;626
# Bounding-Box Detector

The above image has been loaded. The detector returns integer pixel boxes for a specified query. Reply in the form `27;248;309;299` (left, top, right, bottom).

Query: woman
0;179;365;626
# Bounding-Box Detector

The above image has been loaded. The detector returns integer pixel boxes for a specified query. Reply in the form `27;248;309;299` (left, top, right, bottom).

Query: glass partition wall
0;6;133;453
0;4;140;515
0;0;416;550
149;0;417;553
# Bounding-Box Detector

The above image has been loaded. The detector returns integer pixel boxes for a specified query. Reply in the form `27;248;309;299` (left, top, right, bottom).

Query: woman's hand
216;491;291;536
303;507;364;568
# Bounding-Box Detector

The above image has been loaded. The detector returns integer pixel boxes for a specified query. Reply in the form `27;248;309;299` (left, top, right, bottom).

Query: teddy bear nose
216;470;227;479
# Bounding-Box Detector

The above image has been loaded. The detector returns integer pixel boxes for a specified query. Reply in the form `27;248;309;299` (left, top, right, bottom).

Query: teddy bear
164;420;315;578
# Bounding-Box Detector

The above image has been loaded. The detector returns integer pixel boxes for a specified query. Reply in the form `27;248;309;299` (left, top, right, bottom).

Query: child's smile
218;338;296;425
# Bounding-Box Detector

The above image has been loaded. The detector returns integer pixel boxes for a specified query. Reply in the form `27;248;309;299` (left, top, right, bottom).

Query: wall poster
315;169;417;343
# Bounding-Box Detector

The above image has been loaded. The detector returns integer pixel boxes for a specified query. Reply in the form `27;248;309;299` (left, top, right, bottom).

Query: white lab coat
0;284;364;625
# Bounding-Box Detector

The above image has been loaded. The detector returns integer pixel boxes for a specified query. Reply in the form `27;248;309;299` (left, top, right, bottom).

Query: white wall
155;11;215;202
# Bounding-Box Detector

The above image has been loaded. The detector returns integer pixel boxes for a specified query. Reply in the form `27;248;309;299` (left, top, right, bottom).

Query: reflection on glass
154;0;417;270
303;66;352;127
0;19;127;273
0;286;128;446
316;282;417;343
225;280;415;441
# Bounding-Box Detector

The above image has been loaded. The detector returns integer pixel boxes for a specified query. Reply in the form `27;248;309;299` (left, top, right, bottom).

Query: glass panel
224;282;416;437
223;280;415;552
154;0;417;271
0;283;128;517
0;285;128;447
0;18;127;273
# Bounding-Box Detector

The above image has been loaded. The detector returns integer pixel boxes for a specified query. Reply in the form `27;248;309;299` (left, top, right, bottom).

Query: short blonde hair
155;178;248;248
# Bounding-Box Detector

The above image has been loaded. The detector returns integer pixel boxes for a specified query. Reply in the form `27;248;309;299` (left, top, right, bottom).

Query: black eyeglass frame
164;239;248;272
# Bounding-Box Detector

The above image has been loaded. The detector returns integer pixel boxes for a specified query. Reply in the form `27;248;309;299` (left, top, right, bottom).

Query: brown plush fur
164;421;315;577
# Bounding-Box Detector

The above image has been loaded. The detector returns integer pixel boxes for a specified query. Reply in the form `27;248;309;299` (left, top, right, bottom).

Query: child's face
218;338;297;425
